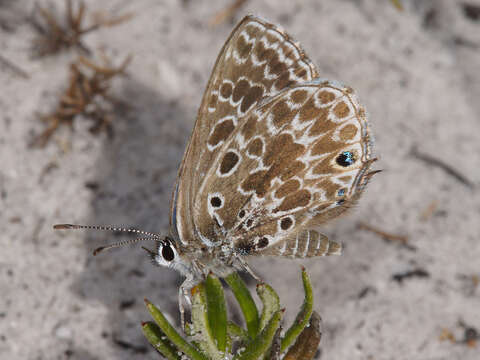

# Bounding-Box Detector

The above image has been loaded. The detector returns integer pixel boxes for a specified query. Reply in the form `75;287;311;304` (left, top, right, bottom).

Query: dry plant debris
391;268;430;283
390;0;404;11
29;0;133;57
411;147;475;189
457;273;479;297
439;328;456;343
0;54;30;79
208;0;402;26
458;320;479;348
358;222;414;250
419;200;439;222
439;321;479;348
32;54;131;147
209;0;249;26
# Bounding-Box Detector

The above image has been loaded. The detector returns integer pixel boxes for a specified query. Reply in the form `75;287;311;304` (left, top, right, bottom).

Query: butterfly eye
336;151;355;167
162;243;175;262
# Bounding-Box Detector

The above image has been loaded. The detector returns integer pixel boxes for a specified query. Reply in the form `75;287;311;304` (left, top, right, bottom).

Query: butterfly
55;15;378;322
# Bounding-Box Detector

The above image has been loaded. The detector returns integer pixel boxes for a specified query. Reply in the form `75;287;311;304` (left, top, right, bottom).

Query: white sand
1;0;479;359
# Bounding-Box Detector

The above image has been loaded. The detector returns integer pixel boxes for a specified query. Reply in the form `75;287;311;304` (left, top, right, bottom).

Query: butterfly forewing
172;15;321;248
195;81;372;256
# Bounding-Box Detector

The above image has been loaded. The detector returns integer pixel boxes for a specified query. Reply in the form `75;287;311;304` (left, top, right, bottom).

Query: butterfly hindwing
196;81;373;256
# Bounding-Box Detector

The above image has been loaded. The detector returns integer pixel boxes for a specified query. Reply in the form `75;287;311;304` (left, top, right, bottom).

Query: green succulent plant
142;268;322;360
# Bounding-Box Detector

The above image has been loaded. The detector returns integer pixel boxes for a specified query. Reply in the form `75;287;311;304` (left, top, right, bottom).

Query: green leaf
283;311;322;360
232;309;284;360
143;269;322;359
280;267;313;352
145;299;208;360
225;272;260;337
390;0;403;11
227;321;250;343
267;326;282;360
205;273;227;352
190;284;225;360
256;283;280;331
141;322;181;360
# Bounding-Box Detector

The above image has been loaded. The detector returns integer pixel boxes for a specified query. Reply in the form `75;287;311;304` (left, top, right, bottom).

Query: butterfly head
140;236;193;278
147;236;178;266
53;223;193;276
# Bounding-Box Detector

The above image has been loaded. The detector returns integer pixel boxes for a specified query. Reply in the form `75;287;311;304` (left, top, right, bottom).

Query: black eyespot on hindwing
280;217;293;230
257;237;269;248
336;151;355;167
210;196;222;208
236;239;254;255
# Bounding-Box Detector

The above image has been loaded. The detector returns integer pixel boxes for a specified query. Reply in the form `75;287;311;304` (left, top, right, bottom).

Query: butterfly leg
178;286;187;330
178;274;195;330
237;256;262;282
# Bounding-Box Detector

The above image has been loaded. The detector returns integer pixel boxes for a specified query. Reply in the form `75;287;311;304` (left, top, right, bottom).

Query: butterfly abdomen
259;230;342;258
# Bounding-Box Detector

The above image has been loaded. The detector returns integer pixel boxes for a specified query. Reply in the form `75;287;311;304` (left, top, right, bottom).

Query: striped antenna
93;237;161;256
53;224;161;239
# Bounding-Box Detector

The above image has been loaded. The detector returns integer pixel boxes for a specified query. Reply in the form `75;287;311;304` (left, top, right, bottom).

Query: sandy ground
1;0;479;359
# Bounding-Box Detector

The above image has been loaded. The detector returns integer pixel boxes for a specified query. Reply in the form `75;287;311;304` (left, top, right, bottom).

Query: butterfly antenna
367;157;379;165
141;246;157;256
53;223;161;239
366;169;382;179
93;237;160;256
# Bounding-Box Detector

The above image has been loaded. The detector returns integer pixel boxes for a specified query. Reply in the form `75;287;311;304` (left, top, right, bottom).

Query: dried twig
392;268;430;283
457;274;479;297
419;200;439;221
209;0;249;26
358;221;415;250
29;0;133;57
411;147;475;189
462;3;480;21
440;321;479;348
458;320;479;348
439;328;456;343
32;54;132;147
0;54;30;79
